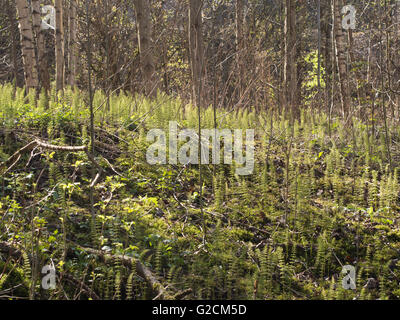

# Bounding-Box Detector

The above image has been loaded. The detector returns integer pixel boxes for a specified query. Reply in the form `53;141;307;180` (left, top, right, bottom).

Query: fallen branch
2;139;103;187
0;242;99;300
3;141;37;169
94;140;121;155
72;245;171;299
172;288;193;300
1;241;192;300
61;273;101;300
35;139;87;152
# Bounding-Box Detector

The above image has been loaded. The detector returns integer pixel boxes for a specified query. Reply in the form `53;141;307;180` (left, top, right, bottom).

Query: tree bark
6;0;20;89
236;0;245;99
317;0;321;90
332;0;351;118
321;0;332;113
55;0;65;92
68;0;77;87
396;0;400;117
15;0;39;92
133;0;156;96
189;0;204;107
284;0;298;117
31;0;50;92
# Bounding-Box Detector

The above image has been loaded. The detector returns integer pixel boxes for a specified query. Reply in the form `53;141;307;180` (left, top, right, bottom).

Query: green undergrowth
0;83;400;300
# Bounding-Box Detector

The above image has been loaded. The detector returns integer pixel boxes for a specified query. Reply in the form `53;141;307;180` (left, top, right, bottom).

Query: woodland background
0;0;400;300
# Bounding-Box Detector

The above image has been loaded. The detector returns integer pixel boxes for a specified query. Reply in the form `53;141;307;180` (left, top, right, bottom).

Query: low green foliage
1;83;400;300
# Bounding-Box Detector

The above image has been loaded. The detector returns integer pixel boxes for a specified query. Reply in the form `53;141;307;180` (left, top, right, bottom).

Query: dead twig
2;139;103;188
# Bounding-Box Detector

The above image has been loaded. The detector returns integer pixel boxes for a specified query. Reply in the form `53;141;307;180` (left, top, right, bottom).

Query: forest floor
1;84;400;300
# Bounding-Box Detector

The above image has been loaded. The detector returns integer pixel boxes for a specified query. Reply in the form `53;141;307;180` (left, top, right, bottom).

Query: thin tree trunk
31;0;50;93
6;0;20;90
395;0;400;118
348;28;365;118
105;0;111;111
15;0;39;92
133;0;156;96
332;0;351;118
284;0;298;117
189;0;204;107
55;0;65;92
317;0;321;90
189;0;206;243
236;0;244;99
68;0;77;88
381;0;392;167
322;0;332;115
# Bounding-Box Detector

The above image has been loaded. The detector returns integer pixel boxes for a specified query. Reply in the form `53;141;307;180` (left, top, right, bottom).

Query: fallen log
0;240;192;300
72;245;171;299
